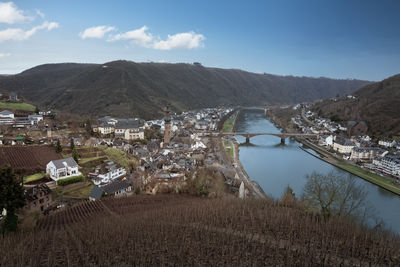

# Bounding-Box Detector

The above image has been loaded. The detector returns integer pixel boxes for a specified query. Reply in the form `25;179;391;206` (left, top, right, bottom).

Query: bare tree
302;171;369;221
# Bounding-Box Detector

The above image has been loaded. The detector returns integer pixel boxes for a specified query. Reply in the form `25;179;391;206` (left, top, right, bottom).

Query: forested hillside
313;74;400;136
0;61;370;118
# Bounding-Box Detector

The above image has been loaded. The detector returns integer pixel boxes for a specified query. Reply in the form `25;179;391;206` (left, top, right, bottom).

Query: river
235;109;400;234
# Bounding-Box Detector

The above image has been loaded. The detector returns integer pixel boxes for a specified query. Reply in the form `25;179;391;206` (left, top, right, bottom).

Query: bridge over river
220;132;317;144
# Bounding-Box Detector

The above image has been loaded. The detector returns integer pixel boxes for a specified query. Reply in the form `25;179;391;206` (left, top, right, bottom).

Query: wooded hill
1;195;399;266
312;74;400;137
0;60;370;119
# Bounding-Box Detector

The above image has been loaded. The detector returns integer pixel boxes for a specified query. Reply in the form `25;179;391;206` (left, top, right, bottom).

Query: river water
235;109;400;234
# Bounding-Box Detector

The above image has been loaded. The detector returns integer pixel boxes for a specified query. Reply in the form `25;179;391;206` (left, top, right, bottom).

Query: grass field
63;182;94;198
222;116;235;132
23;172;46;183
0;101;35;111
53;181;94;199
104;147;137;169
336;162;400;195
300;138;400;195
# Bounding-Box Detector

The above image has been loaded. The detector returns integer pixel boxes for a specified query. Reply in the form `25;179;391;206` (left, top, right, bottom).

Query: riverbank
264;107;400;196
298;137;400;196
220;109;267;199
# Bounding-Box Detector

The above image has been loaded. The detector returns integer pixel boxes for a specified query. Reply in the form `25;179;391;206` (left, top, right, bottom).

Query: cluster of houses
93;117;146;140
18;106;234;211
294;108;400;179
0;110;44;127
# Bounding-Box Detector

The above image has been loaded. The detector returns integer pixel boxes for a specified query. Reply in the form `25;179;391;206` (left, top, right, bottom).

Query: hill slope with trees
312;74;400;137
0;61;370;119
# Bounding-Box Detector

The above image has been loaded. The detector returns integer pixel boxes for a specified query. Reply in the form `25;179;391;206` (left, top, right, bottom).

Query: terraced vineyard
2;195;400;265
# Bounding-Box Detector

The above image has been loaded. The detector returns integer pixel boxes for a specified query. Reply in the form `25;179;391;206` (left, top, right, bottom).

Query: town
2;91;400;218
1;91;249;216
287;97;400;190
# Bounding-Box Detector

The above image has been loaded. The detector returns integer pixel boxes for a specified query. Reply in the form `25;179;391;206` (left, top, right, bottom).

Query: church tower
163;105;171;146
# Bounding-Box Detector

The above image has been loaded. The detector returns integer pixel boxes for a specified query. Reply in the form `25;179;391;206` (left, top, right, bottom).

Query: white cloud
108;25;153;47
79;25;115;39
0;2;32;24
35;9;45;19
106;25;205;50
0;21;59;42
0;52;10;57
153;32;205;50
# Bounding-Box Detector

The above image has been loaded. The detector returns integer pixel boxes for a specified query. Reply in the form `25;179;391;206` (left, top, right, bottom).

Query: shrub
57;175;85;186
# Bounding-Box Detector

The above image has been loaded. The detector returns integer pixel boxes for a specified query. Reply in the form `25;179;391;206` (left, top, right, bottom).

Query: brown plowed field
0;145;61;175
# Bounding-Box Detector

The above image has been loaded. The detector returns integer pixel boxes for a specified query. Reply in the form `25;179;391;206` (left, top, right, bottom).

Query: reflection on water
236;109;400;234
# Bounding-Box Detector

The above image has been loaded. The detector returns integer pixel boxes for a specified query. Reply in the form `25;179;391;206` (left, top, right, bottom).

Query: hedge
57;175;85;186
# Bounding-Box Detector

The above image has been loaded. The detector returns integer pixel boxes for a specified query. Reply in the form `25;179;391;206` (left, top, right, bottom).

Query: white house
94;123;115;135
379;139;396;148
28;114;43;125
373;155;400;177
332;138;355;154
0;110;14;125
319;135;334;147
46;157;81;182
91;161;126;185
350;147;381;162
0;110;14;119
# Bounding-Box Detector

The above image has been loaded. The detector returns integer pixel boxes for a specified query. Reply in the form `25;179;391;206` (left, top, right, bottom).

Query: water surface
236;109;400;234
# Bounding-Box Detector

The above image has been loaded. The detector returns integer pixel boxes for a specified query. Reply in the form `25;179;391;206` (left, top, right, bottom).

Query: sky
0;0;399;81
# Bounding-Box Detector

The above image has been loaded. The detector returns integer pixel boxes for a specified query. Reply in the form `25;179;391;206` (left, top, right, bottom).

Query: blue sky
0;0;399;81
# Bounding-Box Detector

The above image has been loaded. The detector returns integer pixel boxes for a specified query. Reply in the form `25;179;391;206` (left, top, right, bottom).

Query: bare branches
302;171;370;222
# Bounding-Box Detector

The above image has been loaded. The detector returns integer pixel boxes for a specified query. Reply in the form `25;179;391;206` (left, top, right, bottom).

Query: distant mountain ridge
312;74;400;136
0;60;371;119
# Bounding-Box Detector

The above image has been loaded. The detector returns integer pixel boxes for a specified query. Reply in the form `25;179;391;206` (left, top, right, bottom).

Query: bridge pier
245;135;250;144
280;137;285;144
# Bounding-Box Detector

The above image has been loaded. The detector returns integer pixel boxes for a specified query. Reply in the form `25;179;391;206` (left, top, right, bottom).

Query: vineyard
0;146;61;176
1;195;400;266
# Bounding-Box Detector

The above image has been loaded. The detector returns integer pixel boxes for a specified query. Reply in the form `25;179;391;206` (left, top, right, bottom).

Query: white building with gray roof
46;157;81;182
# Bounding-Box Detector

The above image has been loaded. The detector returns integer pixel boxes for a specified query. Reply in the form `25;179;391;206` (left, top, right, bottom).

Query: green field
54;181;94;199
300;138;400;196
335;162;400;195
104;147;137;169
223;117;235;132
0;101;36;111
24;173;46;183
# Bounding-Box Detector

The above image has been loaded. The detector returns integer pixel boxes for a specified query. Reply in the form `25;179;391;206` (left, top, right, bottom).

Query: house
24;184;52;212
46;157;81;182
9;92;18;101
89;180;132;201
0;110;14;125
373;155;400;177
378;139;396;148
91;161;126;185
28;114;44;125
318;135;334;147
94;122;115;135
350;147;382;162
114;119;145;140
0;110;14;119
332;137;355;154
